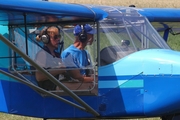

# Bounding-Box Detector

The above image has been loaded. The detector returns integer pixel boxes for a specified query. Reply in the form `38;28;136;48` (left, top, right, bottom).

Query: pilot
35;26;65;91
61;24;95;83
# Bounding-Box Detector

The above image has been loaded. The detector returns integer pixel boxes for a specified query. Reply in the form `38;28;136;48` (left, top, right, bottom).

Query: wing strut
0;69;86;111
0;34;100;117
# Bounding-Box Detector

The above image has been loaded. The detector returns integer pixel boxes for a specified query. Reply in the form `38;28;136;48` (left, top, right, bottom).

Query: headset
121;40;130;46
78;25;88;43
40;26;62;44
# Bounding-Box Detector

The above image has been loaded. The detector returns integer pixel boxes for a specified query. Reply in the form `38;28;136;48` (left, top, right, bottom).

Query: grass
51;0;180;8
0;112;161;120
0;113;41;120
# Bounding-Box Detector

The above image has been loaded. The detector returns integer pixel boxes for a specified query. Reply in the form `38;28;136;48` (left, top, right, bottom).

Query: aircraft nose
142;49;180;75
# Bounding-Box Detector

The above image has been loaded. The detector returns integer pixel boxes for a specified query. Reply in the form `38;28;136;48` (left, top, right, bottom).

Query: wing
0;0;108;25
139;8;180;22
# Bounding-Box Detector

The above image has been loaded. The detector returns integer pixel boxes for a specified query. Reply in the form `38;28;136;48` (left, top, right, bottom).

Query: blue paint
139;8;180;22
0;1;108;25
0;80;8;112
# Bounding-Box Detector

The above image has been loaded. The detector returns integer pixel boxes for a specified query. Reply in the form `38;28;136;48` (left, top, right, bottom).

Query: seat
100;44;136;66
100;45;119;66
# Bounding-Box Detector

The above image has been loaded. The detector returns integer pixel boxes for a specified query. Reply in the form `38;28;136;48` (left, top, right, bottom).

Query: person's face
48;28;61;48
87;34;94;45
50;34;61;48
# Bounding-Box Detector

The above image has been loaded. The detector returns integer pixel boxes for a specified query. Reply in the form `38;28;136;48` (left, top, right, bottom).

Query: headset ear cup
41;26;50;44
41;34;49;44
78;32;87;42
78;25;87;42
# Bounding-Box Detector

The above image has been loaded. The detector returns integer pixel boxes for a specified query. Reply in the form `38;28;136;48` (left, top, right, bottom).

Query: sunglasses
53;34;61;39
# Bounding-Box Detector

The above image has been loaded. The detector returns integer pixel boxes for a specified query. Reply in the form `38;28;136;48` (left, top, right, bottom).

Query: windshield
92;6;170;66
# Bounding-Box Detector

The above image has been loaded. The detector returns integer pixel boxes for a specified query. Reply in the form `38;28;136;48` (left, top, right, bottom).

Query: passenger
35;26;65;91
61;24;95;83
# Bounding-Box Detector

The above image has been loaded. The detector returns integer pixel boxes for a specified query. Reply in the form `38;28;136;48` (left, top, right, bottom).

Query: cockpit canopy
8;6;170;68
95;6;170;66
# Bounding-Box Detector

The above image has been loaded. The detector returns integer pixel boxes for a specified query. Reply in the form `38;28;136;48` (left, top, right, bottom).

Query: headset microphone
59;41;64;45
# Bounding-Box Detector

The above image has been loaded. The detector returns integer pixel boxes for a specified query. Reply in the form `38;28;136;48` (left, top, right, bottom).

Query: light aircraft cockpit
4;6;170;96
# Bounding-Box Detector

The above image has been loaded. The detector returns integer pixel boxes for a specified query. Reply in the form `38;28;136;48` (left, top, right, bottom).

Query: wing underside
0;1;108;26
